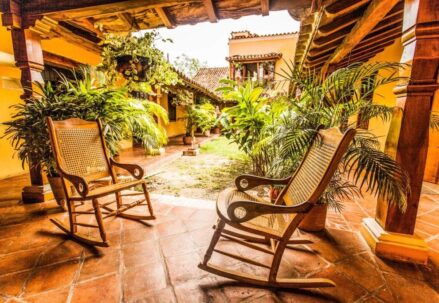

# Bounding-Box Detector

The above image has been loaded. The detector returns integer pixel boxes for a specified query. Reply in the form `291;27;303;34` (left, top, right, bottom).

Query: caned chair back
47;117;112;182
279;127;356;208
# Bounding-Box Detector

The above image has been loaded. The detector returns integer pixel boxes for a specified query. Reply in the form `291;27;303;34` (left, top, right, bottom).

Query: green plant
3;67;168;177
195;103;217;132
216;79;287;176
99;31;180;94
270;61;410;211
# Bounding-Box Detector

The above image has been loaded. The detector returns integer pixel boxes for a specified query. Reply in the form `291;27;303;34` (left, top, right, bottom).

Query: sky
144;11;300;67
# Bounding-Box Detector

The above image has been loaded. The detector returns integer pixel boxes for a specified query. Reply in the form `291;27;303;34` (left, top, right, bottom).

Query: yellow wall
365;38;439;183
366;38;403;150
158;93;188;138
0;25;27;179
424;79;439;183
228;34;298;92
0;24;101;179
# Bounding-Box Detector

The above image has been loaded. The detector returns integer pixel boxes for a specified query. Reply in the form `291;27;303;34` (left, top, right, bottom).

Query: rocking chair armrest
227;200;313;223
110;158;144;180
58;169;89;198
235;174;290;191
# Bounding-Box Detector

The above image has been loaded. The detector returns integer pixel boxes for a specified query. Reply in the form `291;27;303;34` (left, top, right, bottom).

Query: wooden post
361;0;439;264
2;1;53;202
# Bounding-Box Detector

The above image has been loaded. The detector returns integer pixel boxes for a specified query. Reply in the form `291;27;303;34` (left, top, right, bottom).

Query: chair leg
141;183;154;217
67;199;77;233
202;219;225;265
268;240;287;283
92;198;107;243
115;192;122;209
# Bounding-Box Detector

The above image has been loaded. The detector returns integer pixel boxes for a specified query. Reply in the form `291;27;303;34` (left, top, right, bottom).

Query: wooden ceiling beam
322;0;400;72
325;0;369;18
261;0;270;16
75;18;105;37
23;0;191;20
118;12;140;30
155;7;174;29
202;0;217;23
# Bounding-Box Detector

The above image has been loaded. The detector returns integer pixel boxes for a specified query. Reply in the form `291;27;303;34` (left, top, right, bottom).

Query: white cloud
143;11;299;67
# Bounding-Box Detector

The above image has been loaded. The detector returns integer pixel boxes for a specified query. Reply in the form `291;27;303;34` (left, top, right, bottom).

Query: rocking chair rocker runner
199;127;356;288
47;117;155;247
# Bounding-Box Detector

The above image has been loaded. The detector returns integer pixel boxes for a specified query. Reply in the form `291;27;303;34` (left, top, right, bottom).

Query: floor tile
72;273;120;303
24;260;80;295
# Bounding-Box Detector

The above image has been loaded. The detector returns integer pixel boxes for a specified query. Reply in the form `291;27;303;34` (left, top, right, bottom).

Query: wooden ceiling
5;0;311;53
295;0;404;72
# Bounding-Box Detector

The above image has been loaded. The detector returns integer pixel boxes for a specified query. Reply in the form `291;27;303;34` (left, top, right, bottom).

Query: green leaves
99;31;180;94
2;67;168;176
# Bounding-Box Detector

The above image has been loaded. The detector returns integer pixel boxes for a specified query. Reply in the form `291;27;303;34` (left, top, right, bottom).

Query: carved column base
22;184;54;203
361;218;429;265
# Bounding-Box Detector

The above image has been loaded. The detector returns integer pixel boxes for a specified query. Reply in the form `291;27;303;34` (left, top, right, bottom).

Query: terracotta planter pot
212;127;221;135
116;55;151;81
298;203;327;232
269;187;280;202
47;176;67;211
183;135;195;145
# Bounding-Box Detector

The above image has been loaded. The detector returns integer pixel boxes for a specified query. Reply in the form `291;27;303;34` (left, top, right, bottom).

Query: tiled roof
174;68;223;102
229;31;297;40
193;67;229;96
226;53;282;62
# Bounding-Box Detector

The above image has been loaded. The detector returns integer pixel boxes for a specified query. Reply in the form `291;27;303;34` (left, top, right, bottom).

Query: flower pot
183;135;195;145
203;130;211;137
212;127;221;135
47;176;67;211
298;203;327;232
116;55;151;81
269;187;280;202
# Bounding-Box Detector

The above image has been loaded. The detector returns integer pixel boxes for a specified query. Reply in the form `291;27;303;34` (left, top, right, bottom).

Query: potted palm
197;103;216;137
3;68;168;208
183;105;197;145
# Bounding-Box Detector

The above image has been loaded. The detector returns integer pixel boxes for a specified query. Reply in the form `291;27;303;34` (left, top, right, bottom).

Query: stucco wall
365;37;439;183
0;24;101;179
228;34;298;91
158;93;187;138
424;79;439;183
366;38;403;151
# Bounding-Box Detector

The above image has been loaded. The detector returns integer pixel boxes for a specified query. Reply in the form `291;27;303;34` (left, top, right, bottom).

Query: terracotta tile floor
0;139;438;302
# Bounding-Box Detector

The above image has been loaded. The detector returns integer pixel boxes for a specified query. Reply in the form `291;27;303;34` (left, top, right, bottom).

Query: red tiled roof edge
229;31;298;40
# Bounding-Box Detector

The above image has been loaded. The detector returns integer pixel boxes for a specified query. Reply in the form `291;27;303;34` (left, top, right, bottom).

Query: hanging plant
99;31;180;94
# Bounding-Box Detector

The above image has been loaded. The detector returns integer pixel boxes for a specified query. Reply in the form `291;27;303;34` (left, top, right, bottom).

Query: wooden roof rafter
155;7;174;29
261;0;270;16
296;0;404;72
322;0;400;73
202;0;218;23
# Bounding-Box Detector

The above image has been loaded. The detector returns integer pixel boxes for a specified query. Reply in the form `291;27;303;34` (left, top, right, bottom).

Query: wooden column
2;1;52;202
361;0;439;264
11;29;45;100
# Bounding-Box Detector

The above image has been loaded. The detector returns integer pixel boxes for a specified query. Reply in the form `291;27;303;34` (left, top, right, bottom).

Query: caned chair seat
69;178;145;200
217;188;286;238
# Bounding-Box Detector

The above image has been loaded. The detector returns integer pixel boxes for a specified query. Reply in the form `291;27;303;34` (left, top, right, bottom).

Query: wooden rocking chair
47;117;155;247
199;127;356;288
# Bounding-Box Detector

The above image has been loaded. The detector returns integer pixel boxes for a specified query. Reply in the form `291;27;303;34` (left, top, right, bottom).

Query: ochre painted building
227;31;298;93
